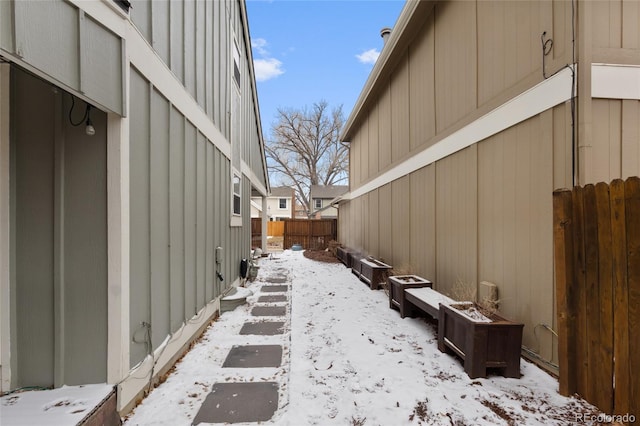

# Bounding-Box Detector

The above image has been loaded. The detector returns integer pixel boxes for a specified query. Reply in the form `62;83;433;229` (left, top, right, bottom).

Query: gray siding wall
129;67;252;367
2;0;123;114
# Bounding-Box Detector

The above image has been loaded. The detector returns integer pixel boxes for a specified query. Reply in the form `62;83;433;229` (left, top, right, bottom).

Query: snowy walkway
123;250;604;425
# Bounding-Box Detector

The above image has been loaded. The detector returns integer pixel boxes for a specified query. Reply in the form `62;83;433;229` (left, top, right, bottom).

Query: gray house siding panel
130;0;151;42
169;0;184;83
61;95;108;386
13;70;56;387
183;0;196;98
196;132;206;311
151;0;170;64
150;89;171;349
82;16;123;115
195;0;206;108
205;143;215;302
184;121;197;317
129;69;151;367
0;0;14;51
169;107;186;331
14;0;79;89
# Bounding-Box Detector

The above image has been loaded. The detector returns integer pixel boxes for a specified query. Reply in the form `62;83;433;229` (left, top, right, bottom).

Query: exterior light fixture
69;95;96;136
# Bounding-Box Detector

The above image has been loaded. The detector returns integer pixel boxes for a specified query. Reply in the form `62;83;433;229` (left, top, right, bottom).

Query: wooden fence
283;219;337;250
553;177;639;419
268;221;284;237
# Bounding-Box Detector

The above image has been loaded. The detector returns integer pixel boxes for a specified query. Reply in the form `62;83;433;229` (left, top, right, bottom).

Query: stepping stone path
192;268;290;425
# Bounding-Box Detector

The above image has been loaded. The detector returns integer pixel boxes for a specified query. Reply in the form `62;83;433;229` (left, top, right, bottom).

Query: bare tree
265;101;348;215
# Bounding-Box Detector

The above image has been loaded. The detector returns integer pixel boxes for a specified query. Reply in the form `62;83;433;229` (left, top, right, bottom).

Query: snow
1;383;113;426
123;250;603;425
2;250;603;425
405;287;455;312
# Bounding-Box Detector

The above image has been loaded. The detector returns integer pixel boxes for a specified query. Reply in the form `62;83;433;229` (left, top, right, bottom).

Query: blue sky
245;0;406;139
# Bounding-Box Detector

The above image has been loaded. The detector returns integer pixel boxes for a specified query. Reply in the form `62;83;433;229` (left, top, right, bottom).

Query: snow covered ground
2;249;604;425
123;249;603;425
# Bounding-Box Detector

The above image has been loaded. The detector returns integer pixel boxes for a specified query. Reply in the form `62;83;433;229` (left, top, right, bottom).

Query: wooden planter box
388;275;432;317
355;257;392;290
437;303;524;379
336;246;360;268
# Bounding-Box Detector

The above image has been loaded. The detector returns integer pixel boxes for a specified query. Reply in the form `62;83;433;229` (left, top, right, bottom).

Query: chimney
380;27;392;44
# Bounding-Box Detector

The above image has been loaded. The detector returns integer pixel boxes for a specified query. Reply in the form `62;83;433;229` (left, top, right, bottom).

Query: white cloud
251;38;285;82
356;48;380;65
254;58;284;82
251;38;269;56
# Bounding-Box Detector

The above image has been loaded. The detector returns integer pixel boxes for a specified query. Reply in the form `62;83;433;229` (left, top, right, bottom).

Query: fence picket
554;177;640;420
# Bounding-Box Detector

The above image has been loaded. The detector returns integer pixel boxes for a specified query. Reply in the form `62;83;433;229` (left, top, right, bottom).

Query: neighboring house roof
310;185;349;199
270;186;294;197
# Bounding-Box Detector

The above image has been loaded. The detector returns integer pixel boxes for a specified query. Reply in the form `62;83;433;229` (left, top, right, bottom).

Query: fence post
553;189;577;396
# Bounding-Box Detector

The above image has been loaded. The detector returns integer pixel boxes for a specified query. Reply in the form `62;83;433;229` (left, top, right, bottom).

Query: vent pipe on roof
380;27;392;44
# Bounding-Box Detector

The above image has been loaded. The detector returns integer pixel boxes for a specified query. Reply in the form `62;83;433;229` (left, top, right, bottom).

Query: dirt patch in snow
303;249;341;263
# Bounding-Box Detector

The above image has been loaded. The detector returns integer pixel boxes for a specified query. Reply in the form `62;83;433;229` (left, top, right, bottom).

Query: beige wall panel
368;189;380;257
592;0;622;49
435;146;477;296
361;194;369;254
378;84;392;171
434;0;477;133
623;0;640;48
408;16;436;152
338;202;350;246
391;58;410;163
378;184;393;262
391;176;411;271
622;100;640;178
552;0;571;60
553;102;574;189
360;116;369;185
478;115;555;357
590;99;622;183
151;0;170;64
351;131;361;188
368;104;379;178
409;166;436;280
477;1;545;106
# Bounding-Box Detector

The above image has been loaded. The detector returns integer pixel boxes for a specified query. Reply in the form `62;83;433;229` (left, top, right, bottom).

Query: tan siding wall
391;176;411;270
378;85;392;171
378;184;393;262
391;59;410;163
434;1;477;133
368;190;380;257
368;105;380;178
553;102;574;189
408;15;436;152
409;165;436;279
590;99;640;183
435;146;478;296
478;114;555;356
477;1;548;106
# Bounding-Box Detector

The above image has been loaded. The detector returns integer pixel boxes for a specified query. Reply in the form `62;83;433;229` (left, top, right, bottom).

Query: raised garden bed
388;275;432;317
437;302;524;379
336;246;360;268
353;257;392;290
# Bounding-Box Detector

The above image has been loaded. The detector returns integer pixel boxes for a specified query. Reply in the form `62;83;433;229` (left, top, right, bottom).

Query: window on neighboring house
233;174;241;215
314;199;322;209
233;41;241;88
279;198;287;209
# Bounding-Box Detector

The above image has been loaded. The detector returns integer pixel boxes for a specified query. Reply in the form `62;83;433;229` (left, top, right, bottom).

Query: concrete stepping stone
251;306;286;317
265;276;288;283
261;285;288;293
240;321;285;335
192;382;278;425
222;345;283;368
258;295;287;303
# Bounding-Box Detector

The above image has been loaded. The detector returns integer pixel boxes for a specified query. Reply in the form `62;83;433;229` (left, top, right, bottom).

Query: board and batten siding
340;0;588;361
128;68;243;367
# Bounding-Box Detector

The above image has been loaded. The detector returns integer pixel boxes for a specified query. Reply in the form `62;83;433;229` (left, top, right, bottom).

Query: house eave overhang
340;0;437;143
